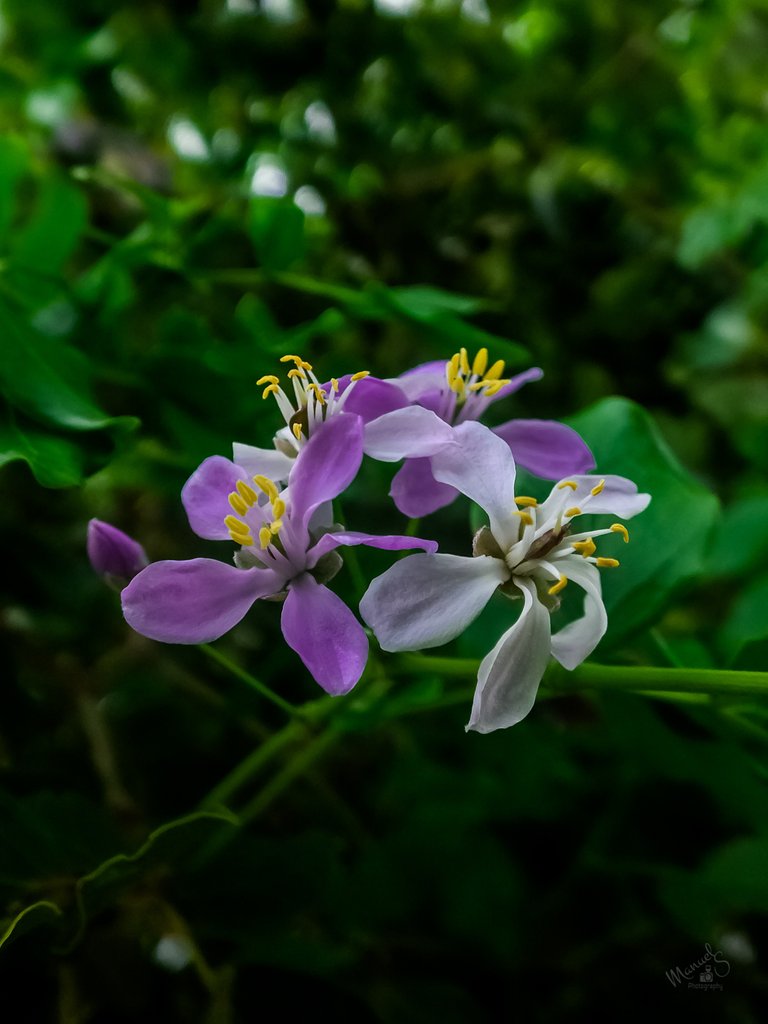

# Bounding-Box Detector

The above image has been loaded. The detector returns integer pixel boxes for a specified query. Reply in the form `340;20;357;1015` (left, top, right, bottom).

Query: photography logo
665;942;730;991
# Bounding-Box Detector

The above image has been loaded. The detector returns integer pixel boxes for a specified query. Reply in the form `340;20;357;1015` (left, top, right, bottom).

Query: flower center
502;479;630;598
223;474;285;549
258;354;370;453
435;348;513;424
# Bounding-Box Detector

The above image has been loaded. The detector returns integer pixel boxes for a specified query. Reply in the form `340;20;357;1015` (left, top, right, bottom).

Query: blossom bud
87;519;149;591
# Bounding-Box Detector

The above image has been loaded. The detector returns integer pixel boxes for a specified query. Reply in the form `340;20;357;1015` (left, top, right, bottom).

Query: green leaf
0;137;27;246
0;411;85;487
248;197;305;271
10;175;87;276
0;298;135;435
376;285;492;319
567;397;720;646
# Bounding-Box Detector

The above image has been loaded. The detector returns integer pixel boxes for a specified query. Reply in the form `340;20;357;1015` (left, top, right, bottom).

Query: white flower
360;422;651;733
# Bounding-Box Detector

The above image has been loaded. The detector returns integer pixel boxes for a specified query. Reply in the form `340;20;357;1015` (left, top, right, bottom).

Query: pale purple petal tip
182;456;250;541
334;375;409;422
389;457;459;517
87;519;148;589
288;413;364;528
493;418;595;480
281;574;368;695
307;529;438;567
363;406;454;462
122;558;282;644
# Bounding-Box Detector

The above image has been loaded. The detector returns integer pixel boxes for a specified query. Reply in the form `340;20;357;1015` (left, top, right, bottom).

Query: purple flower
360;422;650;732
121;415;437;696
231;354;406;484
362;348;596;517
87;519;149;591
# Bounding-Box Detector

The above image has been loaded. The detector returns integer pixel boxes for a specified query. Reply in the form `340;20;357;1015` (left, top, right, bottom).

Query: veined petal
430;421;519;549
288;413;364;528
360;552;508;651
363;406;454;461
390;457;459;517
281;574;368;695
484;366;543;403
542;474;651;520
467;576;552;734
334;375;409;421
122;559;283;644
394;360;448;400
308;530;437;567
182;456;251;541
493;418;595;479
550;558;607;670
231;443;295;482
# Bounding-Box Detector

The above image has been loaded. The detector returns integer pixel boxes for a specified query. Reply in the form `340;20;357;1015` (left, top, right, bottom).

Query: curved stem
199;644;303;718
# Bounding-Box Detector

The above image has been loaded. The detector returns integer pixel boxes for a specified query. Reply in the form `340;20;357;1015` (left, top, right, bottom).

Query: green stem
399;654;768;699
237;727;342;825
200;720;307;809
557;663;768;698
199;644;303;718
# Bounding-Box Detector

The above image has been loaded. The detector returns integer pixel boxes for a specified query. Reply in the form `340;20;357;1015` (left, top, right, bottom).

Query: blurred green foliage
2;0;768;1019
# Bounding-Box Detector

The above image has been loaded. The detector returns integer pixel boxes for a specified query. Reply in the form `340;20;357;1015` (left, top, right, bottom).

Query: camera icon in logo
700;967;714;983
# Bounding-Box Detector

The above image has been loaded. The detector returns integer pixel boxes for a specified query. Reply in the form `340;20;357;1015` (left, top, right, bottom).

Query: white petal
360;552;508;651
549;558;607;669
430;421;519;549
541;474;650;521
231;442;295;482
467;577;552;734
363;406;455;461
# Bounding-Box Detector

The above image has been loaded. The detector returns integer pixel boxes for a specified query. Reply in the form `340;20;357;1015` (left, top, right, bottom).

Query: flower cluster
107;350;650;732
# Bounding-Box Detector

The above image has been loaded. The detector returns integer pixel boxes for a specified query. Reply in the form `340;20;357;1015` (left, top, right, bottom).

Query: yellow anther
590;478;606;496
253;475;278;501
350;370;370;382
259;526;272;549
450;375;466;395
229;493;248;516
596;557;620;568
610;523;629;543
483;380;507;397
256;374;279;386
484;359;506;381
513;510;534;527
262;383;280;399
472;347;488;377
271;498;286;520
331;377;339;392
269;519;283;535
280;354;303;364
548;574;568;596
565;506;582;518
514;496;538;508
299;360;313;371
447;352;460;383
557;480;578;490
292;422;303;441
287;367;306;379
459;347;470;375
236;480;258;506
309;383;326;403
572;538;596;557
229;529;253;546
225;514;250;534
